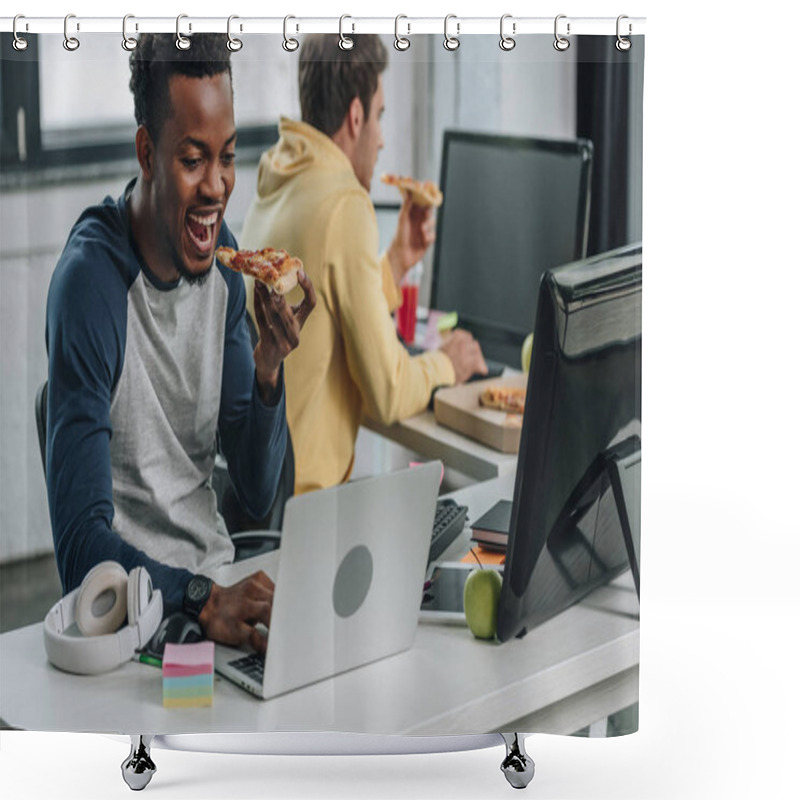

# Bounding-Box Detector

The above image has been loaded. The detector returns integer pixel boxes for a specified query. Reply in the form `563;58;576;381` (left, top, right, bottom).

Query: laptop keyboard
229;652;264;683
429;499;468;564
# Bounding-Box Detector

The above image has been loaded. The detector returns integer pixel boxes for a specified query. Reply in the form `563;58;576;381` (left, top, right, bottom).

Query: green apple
521;333;534;373
463;567;502;639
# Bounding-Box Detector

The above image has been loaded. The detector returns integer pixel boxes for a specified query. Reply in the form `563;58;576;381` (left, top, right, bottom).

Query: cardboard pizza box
433;375;528;453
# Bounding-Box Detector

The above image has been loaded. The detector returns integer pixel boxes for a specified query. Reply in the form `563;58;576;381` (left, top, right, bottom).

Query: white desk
0;474;639;737
364;411;519;483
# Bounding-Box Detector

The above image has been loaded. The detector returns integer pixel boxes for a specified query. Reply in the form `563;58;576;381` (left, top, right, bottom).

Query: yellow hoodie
240;118;455;494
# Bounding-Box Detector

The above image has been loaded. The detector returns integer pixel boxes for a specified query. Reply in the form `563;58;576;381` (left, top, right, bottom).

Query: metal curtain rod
1;15;646;37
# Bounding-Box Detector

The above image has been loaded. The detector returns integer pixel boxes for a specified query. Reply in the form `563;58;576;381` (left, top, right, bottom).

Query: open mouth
185;211;219;256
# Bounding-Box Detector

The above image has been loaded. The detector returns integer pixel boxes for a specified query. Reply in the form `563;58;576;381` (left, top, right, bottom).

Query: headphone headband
43;563;163;675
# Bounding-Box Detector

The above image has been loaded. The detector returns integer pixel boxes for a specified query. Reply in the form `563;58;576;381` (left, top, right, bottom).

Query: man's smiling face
149;72;236;284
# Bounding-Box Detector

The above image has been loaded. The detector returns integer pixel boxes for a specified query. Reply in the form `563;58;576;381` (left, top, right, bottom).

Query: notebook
470;499;513;551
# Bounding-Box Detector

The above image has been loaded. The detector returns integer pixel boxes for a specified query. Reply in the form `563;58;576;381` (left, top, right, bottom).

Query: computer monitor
496;242;642;643
430;131;593;367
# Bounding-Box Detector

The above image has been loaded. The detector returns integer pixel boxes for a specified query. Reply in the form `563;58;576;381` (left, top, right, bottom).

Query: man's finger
254;283;279;343
248;570;275;593
253;283;268;331
292;269;317;330
249;625;268;656
252;597;273;628
270;292;300;351
241;572;275;601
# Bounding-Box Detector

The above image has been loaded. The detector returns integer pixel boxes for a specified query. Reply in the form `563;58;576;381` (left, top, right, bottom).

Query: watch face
188;576;211;604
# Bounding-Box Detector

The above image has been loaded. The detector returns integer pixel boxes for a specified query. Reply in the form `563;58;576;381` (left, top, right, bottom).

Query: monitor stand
604;437;641;600
547;435;641;604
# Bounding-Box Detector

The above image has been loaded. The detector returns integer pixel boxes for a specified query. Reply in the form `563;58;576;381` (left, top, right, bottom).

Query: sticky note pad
162;641;214;708
461;546;506;566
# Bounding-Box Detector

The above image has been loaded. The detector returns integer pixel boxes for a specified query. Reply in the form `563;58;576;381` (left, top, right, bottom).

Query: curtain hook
122;14;138;51
499;14;516;51
63;13;80;51
227;15;243;52
282;15;299;52
444;14;460;51
553;14;570;52
616;15;632;51
12;15;28;51
339;15;354;50
175;14;191;51
394;14;411;51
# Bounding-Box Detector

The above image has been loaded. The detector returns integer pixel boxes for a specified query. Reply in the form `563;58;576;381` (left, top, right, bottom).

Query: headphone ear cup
75;561;129;636
127;566;153;627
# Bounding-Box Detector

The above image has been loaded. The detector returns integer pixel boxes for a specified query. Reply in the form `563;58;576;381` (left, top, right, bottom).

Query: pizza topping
216;246;303;295
480;386;526;415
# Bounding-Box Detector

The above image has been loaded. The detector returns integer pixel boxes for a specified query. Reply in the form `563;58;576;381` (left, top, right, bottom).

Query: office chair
35;380;292;561
213;431;294;560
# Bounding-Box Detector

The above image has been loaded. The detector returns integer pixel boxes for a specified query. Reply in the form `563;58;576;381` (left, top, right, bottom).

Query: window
0;34;295;176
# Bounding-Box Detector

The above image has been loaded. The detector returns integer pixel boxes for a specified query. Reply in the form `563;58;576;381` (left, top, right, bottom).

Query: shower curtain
0;15;644;792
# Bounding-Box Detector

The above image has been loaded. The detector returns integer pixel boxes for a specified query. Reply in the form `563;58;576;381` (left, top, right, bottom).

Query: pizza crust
380;174;443;208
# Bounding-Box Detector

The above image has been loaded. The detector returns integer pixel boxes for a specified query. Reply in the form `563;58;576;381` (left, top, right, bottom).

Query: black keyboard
229;652;264;682
429;499;468;564
466;359;505;382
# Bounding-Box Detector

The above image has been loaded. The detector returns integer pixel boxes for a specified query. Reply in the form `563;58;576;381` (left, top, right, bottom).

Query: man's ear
135;125;155;181
346;96;364;140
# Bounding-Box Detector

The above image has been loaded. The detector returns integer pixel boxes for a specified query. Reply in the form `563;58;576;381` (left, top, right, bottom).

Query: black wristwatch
183;575;213;618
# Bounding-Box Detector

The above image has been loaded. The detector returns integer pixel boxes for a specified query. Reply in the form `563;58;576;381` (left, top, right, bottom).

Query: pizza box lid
433;374;528;454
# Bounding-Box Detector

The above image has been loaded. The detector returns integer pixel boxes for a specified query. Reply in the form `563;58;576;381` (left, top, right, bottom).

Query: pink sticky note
163;641;215;668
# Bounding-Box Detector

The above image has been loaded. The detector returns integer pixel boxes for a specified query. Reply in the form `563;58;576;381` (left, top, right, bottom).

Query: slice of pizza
380;173;443;208
479;385;527;415
216;246;302;295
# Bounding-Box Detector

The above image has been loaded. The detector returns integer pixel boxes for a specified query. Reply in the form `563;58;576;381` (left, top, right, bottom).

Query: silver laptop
212;461;441;699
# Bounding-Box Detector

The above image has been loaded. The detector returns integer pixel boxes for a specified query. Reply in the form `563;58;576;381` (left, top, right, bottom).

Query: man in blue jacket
45;34;315;655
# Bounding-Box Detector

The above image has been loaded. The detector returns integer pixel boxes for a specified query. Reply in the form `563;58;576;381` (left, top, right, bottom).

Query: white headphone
43;561;163;675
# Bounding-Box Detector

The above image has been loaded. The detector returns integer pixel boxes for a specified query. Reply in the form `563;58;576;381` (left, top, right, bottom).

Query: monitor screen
430;131;593;366
496;242;642;643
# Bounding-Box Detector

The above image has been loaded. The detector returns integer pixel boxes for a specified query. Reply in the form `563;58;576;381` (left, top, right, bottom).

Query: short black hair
129;33;232;142
299;35;388;137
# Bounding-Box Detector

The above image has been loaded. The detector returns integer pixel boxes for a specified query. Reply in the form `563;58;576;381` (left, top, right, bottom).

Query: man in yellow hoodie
240;34;486;494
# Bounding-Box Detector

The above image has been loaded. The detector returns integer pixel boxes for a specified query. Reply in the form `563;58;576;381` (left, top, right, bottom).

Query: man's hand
198;571;274;656
252;269;316;404
386;193;436;287
439;329;488;384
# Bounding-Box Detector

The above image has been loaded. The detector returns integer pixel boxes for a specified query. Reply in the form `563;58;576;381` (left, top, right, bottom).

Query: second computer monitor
430;131;593;366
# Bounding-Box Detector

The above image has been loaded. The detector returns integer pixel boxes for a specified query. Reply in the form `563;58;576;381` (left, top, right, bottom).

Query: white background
2;1;799;798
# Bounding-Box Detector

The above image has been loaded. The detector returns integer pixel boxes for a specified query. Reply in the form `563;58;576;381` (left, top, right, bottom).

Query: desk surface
364;410;519;483
0;474;639;737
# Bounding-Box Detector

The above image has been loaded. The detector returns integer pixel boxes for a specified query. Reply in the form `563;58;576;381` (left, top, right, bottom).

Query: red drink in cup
397;282;419;344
